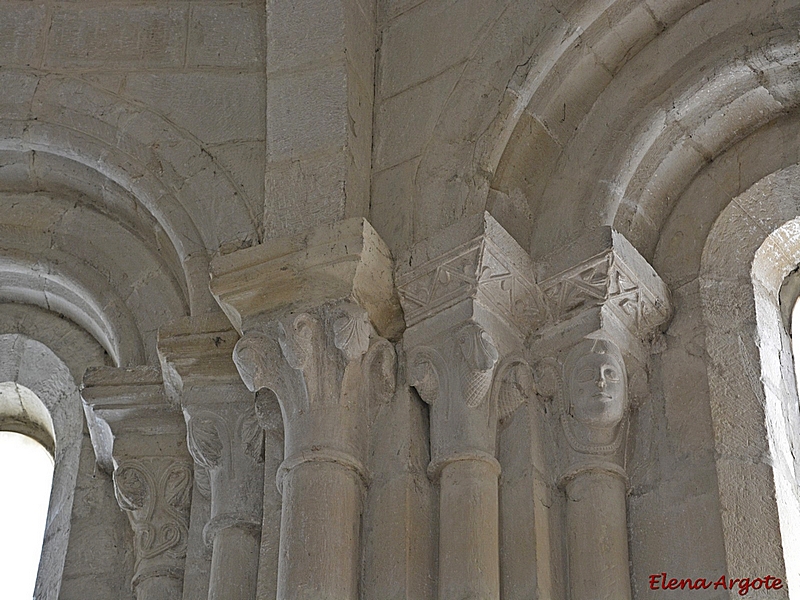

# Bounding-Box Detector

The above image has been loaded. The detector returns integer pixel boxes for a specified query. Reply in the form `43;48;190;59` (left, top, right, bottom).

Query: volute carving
408;323;499;410
113;458;192;568
494;358;535;420
457;323;499;408
278;313;319;373
407;346;444;405
233;327;308;412
233;301;373;416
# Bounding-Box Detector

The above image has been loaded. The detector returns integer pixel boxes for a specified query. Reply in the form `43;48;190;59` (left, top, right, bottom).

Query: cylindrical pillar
437;455;501;600
208;526;260;600
277;454;364;600
134;573;183;600
564;468;630;600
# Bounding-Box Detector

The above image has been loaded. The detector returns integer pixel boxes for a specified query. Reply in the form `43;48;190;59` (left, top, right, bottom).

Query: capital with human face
566;338;627;429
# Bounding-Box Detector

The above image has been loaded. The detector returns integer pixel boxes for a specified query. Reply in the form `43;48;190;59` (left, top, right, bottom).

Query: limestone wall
0;1;799;599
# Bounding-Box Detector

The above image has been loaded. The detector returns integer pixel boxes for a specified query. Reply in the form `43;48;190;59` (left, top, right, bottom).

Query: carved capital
532;228;671;354
81;367;193;590
530;229;671;468
113;457;193;587
233;302;372;411
231;301;395;468
157;313;242;405
407;321;534;467
185;403;264;479
399;214;536;465
157;317;266;542
397;212;540;336
210;217;404;339
408;323;499;407
535;336;630;459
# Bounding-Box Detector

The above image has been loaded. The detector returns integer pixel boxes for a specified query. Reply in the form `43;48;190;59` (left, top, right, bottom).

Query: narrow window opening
0;383;55;599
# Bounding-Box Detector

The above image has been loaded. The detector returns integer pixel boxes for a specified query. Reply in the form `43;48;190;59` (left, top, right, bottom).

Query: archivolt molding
484;0;800;258
0;72;262;315
698;164;800;593
406;0;710;246
0;303;110;378
0;334;83;600
0;248;147;366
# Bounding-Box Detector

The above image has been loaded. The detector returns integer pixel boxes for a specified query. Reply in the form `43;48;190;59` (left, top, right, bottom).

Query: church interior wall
1;1;800;598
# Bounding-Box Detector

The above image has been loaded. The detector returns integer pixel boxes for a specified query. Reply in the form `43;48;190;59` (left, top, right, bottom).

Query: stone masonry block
267;0;344;74
378;0;502;98
264;150;347;239
0;70;39;120
373;66;460;171
46;5;187;69
0;3;45;67
123;72;265;146
267;62;348;159
188;3;264;68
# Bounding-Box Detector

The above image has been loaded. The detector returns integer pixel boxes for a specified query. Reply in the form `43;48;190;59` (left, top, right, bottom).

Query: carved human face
568;348;627;428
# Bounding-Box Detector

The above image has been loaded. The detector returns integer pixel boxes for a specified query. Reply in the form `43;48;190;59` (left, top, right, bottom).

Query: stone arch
485;0;800;257
0;72;263;316
0;334;83;600
697;165;800;593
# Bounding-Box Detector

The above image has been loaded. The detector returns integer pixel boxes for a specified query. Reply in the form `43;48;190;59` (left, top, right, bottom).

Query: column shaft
565;470;631;600
209;527;260;600
278;460;363;600
135;576;182;600
438;458;501;600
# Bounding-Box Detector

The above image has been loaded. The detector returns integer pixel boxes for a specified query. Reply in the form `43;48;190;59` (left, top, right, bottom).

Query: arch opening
0;382;56;600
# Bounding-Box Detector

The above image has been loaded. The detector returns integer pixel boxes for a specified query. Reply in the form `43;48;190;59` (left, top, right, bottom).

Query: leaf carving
114;463;149;511
240;405;265;463
333;304;370;361
186;415;223;470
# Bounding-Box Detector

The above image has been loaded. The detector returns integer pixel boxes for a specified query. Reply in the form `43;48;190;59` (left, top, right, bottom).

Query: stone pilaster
81;367;192;600
529;227;672;600
210;217;401;600
157;313;264;600
396;212;536;600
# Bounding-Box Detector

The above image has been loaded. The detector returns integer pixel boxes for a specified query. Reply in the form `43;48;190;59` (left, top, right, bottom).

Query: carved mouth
593;393;613;402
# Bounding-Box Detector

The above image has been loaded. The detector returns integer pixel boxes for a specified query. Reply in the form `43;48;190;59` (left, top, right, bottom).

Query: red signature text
649;573;783;595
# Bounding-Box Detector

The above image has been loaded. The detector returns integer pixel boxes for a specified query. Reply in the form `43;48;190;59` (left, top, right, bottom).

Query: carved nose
596;372;607;389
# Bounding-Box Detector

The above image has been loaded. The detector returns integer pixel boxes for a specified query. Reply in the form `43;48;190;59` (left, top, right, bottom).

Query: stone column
396;212;538;600
81;367;193;600
529;228;672;600
157;313;265;600
210;217;403;600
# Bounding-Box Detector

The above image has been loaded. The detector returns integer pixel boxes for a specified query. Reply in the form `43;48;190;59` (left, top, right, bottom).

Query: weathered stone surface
0;3;45;67
4;1;800;599
211;217;404;339
46;6;188;69
187;4;264;68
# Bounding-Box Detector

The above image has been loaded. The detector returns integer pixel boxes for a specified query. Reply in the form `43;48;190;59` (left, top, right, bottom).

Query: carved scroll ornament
113;457;192;584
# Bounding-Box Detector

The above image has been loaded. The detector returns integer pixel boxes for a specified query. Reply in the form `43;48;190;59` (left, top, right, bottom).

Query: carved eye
577;368;596;383
603;367;620;382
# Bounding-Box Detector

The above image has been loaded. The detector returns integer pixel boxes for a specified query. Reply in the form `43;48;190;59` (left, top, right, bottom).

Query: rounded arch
486;0;800;257
0;72;263;316
0;334;83;600
403;0;707;246
696;165;800;594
